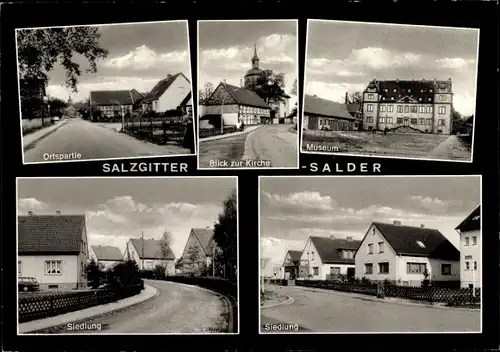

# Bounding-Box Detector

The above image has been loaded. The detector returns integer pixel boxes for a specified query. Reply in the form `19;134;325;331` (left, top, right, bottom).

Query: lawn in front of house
302;130;469;159
261;289;288;306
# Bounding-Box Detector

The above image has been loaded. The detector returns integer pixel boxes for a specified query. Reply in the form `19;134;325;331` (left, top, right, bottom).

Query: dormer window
430;89;433;92
384;89;388;92
391;97;394;100
420;89;423;93
393;89;396;92
408;89;411;93
416;240;426;248
419;98;422;101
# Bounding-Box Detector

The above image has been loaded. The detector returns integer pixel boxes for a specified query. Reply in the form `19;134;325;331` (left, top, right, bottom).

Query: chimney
55;210;61;214
345;92;349;104
393;220;401;225
28;211;34;216
240;79;243;88
346;236;353;241
420;224;425;228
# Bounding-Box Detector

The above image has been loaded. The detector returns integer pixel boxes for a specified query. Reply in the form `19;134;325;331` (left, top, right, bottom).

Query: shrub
152;265;166;279
85;258;104;289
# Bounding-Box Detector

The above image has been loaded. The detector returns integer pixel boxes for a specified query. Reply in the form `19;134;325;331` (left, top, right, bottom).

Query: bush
85;258;104;289
152;265;166;279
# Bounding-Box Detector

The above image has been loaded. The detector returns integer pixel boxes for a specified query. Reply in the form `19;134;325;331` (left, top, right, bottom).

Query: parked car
18;277;40;292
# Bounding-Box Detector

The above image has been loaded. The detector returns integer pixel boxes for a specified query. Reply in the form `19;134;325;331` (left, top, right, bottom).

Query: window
368;94;374;99
330;267;341;275
465;237;470;246
441;264;452;275
397;105;403;113
45;260;62;275
18;261;22;276
387;105;393;112
386;117;393;124
365;264;373;274
474;261;478;270
372;228;376;235
418;118;425;125
419;106;425;113
410;118;417;125
368;243;374;254
313;267;319;275
379;117;385;123
465;261;470;271
425;106;432;113
342;250;354;259
472;236;477;245
367;104;374;112
438;119;446;126
311;251;315;260
366;116;373;123
397;117;403;124
379;262;389;274
378;242;384;253
416;240;426;248
411;106;417;113
407;262;426;274
380;105;386;112
426;118;432;126
404;105;409;113
438;106;446;114
439;95;446;101
408;89;411;93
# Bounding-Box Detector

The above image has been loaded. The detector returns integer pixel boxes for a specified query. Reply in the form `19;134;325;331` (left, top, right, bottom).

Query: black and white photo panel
197;20;299;170
17;177;239;335
259;175;481;334
301;20;479;163
17;20;196;165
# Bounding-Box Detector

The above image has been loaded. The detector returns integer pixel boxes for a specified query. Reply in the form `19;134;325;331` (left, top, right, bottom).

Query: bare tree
199;82;215;105
159;230;173;274
348;92;363;103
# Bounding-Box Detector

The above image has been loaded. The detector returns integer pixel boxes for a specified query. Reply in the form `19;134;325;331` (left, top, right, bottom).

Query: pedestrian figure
182;114;195;154
384;127;388;135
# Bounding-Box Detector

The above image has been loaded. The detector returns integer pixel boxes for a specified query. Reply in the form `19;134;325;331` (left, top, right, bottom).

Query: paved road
54;280;229;334
244;124;298;168
198;132;249;168
24;118;189;163
261;285;480;333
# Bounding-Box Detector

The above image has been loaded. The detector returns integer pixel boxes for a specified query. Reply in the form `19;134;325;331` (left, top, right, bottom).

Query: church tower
68;94;73;105
244;43;264;87
252;44;260;69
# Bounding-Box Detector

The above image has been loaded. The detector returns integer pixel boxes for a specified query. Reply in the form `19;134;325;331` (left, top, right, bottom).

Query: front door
347;267;355;280
403;117;409;126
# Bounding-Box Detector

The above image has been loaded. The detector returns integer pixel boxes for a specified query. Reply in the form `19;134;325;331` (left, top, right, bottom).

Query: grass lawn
198;133;248;168
261;290;288;306
302;131;471;160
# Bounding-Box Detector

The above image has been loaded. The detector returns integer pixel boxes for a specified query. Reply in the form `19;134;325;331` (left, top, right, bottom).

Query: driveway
261;284;481;333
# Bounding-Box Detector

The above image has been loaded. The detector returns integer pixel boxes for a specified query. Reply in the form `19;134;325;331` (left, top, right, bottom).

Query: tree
111;259;140;286
199;82;214;105
159;230;173;275
47;97;68;117
85;258;104;289
152;264;166;279
245;69;286;105
290;78;297;96
348;92;363;103
17;27;109;92
451;108;466;135
213;189;238;282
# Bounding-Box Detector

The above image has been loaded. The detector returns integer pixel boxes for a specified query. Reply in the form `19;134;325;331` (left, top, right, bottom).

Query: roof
18;215;86;254
191;228;216;255
309;236;361;264
129;238;175;260
304;95;356;120
372;222;459;261
245;67;264;77
207;83;270;109
180;91;192;107
287;250;302;262
142;73;189;103
364;79;452;104
455;205;481;232
91;245;123;261
90;90;135;106
347;102;362;116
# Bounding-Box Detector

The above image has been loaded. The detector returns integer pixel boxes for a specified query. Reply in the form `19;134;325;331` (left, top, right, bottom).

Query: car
18;277;40;292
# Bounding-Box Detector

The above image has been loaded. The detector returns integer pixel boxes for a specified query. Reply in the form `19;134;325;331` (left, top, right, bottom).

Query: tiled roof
192;228;215;255
365;79;452;104
18;215;86;254
90;90;135;106
373;222;459;261
288;250;302;262
455;205;480;232
130;238;176;260
180;91;192;107
310;236;361;264
91;245;123;261
304;95;355;120
142;73;189;103
207;83;270;109
347;102;361;116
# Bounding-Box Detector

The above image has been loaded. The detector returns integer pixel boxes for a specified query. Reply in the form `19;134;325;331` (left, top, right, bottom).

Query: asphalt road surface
24;118;189;163
244;124;298;168
261;285;480;333
56;280;229;334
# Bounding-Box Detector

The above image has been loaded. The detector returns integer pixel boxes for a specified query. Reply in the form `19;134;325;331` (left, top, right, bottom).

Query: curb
261;295;295;309
242;126;264;160
200;125;263;143
23;120;69;152
23;285;159;334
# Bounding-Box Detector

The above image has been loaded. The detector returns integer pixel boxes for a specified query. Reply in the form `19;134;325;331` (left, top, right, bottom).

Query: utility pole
212;245;216;277
141;229;144;271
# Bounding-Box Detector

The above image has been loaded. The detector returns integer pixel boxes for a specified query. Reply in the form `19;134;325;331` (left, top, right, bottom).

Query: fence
123;115;188;146
164;276;238;332
295;279;379;296
199;126;237;139
382;285;480;307
18;280;144;323
269;279;288;286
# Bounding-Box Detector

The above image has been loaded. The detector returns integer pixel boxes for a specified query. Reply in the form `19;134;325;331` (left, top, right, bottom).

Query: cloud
103;45;189;71
435;57;476;70
260;236;304;266
305;81;367;103
262;191;335;210
18;197;49;214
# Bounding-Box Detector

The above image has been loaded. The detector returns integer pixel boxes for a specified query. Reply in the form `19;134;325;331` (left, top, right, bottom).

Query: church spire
251;44;260;69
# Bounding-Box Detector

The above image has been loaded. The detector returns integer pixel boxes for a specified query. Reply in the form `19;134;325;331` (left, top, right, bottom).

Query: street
54;280;229;334
261;285;481;333
23;118;190;163
198;124;298;168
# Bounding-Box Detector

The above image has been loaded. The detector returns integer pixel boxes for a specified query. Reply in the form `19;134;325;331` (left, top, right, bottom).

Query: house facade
361;78;453;134
354;221;460;286
89;245;123;271
89;89;143;121
456;205;481;289
18;212;89;290
299;236;360;280
282;250;302;280
124;238;176;274
302;94;357;131
176;228;217;274
141;73;192;113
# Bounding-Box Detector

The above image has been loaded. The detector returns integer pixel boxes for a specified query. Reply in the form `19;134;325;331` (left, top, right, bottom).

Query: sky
17;177;236;258
260;176;481;267
17;21;192;102
198;20;298;107
306;20;479;116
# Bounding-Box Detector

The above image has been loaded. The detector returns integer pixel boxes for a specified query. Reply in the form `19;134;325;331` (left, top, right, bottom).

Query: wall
354;224;398;282
158;75;191;112
397;256;460;286
460;229;481;288
18;255;79;290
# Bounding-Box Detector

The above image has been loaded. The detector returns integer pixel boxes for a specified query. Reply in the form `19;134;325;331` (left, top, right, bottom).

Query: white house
18;211;89;290
89;245;123;271
141;73;191;113
124;237;176;275
176;228;217;274
299;236;360;281
456;205;481;289
354;221;460;286
273;266;285;279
